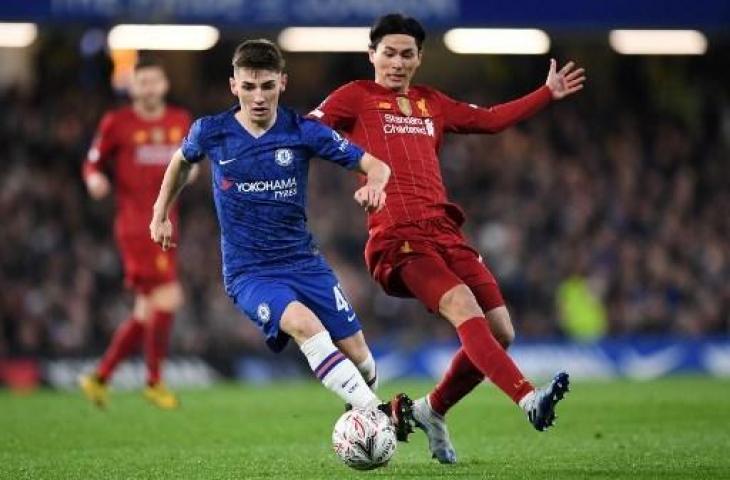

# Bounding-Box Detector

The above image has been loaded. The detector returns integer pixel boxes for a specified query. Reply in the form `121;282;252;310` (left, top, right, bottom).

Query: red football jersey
311;80;552;235
83;106;191;239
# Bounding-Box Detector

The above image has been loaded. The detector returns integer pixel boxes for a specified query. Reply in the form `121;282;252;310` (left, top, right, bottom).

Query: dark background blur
0;3;728;376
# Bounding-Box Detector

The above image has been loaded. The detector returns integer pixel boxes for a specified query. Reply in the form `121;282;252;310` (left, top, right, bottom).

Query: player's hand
150;216;177;251
545;58;586;100
86;172;111;199
353;184;387;213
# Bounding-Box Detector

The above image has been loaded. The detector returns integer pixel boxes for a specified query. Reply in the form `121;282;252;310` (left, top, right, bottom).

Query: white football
332;407;397;470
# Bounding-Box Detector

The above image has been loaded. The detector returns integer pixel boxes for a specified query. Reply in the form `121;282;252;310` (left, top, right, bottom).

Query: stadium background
0;0;728;390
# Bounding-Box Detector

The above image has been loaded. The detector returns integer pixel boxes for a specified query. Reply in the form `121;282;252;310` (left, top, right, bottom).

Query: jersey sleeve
307;83;361;131
438;85;552;134
301;117;364;170
82;112;117;180
180;117;208;163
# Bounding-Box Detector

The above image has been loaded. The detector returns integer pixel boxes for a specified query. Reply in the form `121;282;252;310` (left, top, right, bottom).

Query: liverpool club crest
396;96;412;116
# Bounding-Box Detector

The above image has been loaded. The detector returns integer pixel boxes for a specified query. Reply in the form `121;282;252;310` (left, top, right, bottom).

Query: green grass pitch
2;377;729;479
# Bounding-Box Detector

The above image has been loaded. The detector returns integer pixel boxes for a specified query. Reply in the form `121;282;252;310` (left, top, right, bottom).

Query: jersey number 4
333;284;351;312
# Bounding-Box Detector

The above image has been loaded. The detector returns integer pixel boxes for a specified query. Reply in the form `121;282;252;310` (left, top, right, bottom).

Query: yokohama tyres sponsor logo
235;177;297;193
234;177;298;199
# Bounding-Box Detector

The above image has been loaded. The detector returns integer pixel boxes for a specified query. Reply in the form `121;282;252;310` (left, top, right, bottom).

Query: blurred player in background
79;55;193;409
311;13;586;462
150;39;414;439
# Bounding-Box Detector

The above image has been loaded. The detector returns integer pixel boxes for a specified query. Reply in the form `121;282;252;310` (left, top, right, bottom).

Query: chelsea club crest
274;148;293;167
257;303;271;324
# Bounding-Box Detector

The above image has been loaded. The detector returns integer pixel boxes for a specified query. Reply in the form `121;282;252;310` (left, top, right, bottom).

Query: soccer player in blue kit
149;39;414;440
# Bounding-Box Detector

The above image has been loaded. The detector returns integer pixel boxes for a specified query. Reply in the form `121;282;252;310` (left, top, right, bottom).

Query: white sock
518;390;536;411
356;352;378;392
424;395;444;419
300;331;380;409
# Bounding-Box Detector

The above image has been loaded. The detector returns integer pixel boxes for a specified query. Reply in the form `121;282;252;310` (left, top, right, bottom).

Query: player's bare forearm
353;153;390;212
153;149;192;220
151;149;192;250
186;163;201;185
358;152;391;190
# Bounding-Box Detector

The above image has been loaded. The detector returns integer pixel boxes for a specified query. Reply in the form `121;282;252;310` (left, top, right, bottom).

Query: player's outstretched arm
545;58;586;100
150;148;194;251
353;153;391;213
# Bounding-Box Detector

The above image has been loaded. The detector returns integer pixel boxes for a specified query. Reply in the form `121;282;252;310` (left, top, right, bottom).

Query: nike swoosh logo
341;374;355;389
347;313;356;322
622;346;684;380
219;158;236;165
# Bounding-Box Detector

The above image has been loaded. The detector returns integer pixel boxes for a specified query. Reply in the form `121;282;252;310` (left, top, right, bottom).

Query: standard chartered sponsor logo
382;114;434;137
235;177;298;199
136;144;178;165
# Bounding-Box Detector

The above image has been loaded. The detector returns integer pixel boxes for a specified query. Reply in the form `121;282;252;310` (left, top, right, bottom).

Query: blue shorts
232;267;362;352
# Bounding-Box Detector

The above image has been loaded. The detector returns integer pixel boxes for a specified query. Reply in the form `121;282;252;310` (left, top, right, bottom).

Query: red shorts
365;216;504;313
116;235;177;294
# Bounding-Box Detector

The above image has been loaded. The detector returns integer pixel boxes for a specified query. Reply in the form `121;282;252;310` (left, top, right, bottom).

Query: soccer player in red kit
78;56;193;409
310;14;585;462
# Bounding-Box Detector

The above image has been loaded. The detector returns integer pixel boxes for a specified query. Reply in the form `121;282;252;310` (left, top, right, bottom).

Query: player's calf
300;330;381;408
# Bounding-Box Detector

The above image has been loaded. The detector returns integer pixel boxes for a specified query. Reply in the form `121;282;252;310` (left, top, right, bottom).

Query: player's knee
485;306;515;348
438;284;483;326
133;295;152;323
494;323;515;349
280;302;325;344
151;283;184;312
335;331;370;365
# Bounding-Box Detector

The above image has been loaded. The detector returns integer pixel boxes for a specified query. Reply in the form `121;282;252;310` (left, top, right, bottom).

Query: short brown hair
232;39;285;72
134;51;165;72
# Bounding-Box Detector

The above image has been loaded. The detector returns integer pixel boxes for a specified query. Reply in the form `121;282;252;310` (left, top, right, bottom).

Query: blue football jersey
181;105;364;294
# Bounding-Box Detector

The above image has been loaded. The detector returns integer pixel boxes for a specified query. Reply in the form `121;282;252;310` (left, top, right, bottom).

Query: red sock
97;318;144;382
429;348;485;416
145;310;174;386
456;317;534;404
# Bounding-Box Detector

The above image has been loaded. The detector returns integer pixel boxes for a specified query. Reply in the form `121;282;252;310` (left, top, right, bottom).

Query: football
332;407;397;470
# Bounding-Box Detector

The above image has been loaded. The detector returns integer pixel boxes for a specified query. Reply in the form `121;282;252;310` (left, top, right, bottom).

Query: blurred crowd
0;36;728;358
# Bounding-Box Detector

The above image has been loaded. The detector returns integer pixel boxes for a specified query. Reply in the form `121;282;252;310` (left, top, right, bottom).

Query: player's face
230;68;287;127
369;34;422;94
130;66;168;110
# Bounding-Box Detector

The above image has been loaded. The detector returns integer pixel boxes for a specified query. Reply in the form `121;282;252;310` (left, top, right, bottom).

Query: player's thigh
397;253;471;316
293;270;363;345
120;238;177;309
149;281;184;313
279;302;326;345
132;293;153;322
335;331;371;365
449;254;514;347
